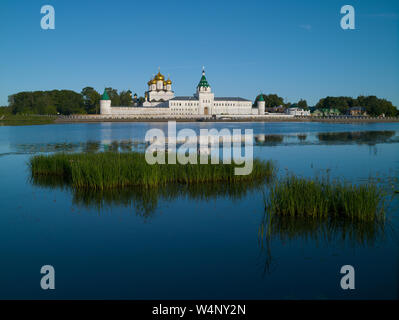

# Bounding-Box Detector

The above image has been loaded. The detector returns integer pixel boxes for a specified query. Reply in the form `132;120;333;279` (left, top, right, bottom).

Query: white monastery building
100;68;267;117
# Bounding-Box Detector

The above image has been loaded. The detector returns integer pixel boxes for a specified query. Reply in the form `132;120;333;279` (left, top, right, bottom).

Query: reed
266;175;385;222
29;152;276;190
0;114;55;126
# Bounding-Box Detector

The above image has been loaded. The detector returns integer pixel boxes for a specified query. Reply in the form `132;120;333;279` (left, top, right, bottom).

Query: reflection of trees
255;135;284;146
297;134;307;141
30;174;267;218
317;131;395;146
12;131;398;155
258;211;388;275
13;140;145;154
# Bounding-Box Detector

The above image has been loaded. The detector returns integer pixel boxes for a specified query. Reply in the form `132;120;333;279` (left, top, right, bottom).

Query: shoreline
54;116;399;124
1;114;399;126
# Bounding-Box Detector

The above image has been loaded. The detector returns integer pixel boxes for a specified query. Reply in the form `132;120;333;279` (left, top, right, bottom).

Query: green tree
315;95;398;116
356;95;398;116
9;90;85;115
315;96;355;113
0;106;11;115
255;94;284;108
81;87;101;114
105;87;120;106
297;99;308;110
119;90;133;106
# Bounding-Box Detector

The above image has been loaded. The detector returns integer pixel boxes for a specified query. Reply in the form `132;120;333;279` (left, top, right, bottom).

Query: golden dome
163;80;167;86
147;79;152;86
150;79;157;85
154;71;165;81
166;78;172;85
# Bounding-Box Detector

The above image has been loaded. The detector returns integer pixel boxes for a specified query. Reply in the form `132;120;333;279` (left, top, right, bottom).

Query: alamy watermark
40;5;55;30
340;5;355;30
144;121;254;175
40;265;55;290
39;4;355;31
340;265;355;290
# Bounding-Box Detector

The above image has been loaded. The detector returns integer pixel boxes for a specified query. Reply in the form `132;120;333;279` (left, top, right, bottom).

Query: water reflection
297;134;307;141
30;174;267;218
255;134;284;146
9;140;148;155
258;211;390;274
316;131;396;145
5;130;398;156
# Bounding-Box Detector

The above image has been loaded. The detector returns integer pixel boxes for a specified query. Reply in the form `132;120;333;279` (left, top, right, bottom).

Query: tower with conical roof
257;93;265;115
100;88;112;115
197;67;211;94
195;67;214;115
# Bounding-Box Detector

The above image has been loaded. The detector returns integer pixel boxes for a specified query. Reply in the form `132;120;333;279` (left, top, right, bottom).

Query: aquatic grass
29;152;276;190
266;175;385;222
259;176;387;273
0;114;55;126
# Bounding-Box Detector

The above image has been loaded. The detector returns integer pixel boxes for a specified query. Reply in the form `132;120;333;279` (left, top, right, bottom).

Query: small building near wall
265;105;286;113
285;106;310;116
346;106;367;116
311;108;341;116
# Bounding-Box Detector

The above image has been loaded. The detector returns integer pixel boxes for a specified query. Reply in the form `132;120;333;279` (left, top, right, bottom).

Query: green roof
258;94;264;101
198;74;210;88
102;89;110;100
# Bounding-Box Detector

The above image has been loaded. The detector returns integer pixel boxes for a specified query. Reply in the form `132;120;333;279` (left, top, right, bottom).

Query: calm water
0;122;398;299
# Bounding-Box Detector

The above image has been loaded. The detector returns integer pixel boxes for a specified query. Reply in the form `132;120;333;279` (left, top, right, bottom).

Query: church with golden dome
143;69;175;107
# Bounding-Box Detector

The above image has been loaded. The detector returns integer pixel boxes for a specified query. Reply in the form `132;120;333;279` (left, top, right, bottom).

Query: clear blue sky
0;0;398;106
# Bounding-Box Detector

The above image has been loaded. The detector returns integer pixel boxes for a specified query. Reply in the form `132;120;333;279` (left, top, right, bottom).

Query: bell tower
195;67;214;115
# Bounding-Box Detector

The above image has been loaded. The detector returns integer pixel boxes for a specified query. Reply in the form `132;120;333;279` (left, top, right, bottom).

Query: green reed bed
30;152;276;190
266;175;385;222
0;114;55;126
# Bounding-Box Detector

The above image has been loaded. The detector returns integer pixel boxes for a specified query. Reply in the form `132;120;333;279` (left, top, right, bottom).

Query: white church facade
100;68;266;117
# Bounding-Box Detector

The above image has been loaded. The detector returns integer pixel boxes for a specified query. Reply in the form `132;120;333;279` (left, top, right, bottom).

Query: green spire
198;69;210;88
102;89;110;100
258;94;264;101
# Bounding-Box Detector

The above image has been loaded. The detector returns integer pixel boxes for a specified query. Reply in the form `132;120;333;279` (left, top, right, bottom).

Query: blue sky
0;0;398;106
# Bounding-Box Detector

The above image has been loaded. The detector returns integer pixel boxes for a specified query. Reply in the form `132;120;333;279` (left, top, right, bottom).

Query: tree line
7;88;144;115
6;89;398;116
255;94;398;116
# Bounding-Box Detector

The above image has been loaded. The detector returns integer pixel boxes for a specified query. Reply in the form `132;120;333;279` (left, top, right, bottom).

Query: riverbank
55;115;399;124
0;114;56;126
1;114;398;126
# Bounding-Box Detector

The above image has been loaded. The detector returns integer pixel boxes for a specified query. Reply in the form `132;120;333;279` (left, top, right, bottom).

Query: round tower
100;89;112;115
257;94;265;115
166;76;172;91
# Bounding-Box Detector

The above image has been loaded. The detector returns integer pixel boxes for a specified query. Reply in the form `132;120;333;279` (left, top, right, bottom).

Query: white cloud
299;24;312;31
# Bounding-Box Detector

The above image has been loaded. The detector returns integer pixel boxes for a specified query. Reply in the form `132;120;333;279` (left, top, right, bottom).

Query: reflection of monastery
100;68;268;118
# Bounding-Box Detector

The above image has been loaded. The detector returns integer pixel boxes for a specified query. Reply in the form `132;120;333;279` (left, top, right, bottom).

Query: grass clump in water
29;152;276;190
266;175;385;222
